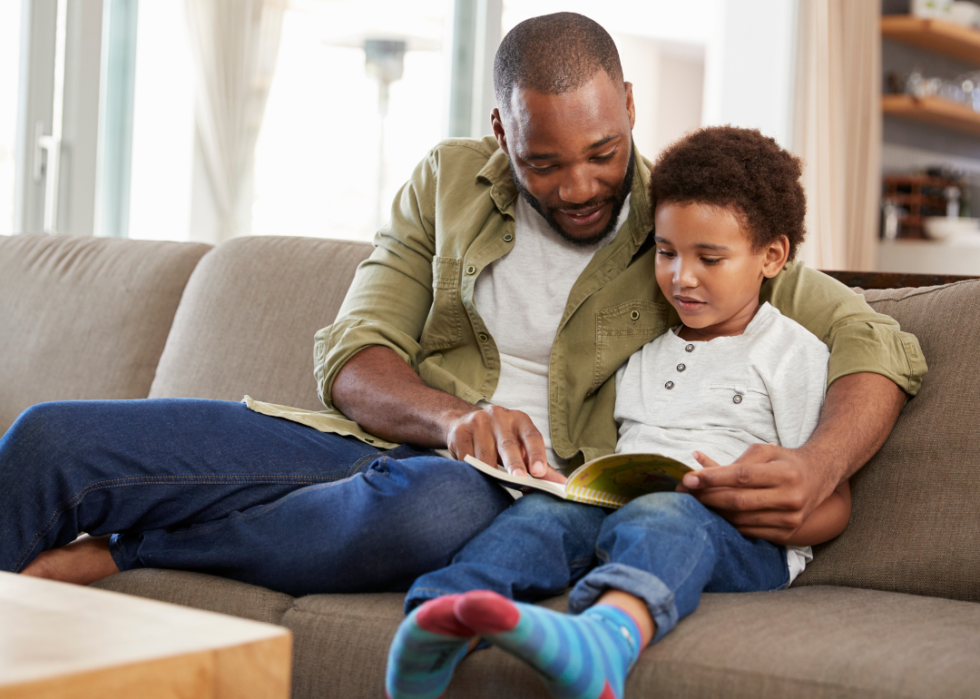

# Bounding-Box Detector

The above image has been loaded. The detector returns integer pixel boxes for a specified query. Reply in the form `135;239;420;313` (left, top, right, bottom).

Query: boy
385;127;852;699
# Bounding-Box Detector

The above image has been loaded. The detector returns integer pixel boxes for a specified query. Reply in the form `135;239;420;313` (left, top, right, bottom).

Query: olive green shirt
247;136;927;468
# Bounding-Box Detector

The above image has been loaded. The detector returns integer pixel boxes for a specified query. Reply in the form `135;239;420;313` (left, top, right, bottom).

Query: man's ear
491;108;509;155
624;81;636;131
762;235;790;278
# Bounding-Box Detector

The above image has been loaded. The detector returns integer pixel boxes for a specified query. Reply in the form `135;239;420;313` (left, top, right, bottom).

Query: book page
463;455;567;499
565;453;695;508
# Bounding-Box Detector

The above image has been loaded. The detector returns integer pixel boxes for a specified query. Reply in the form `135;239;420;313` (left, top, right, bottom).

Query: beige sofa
2;232;979;699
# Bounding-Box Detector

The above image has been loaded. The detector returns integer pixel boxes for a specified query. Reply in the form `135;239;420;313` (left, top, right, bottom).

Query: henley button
465;265;476;275
503;233;514;243
733;395;743;404
630;310;640;321
685;344;695;352
478;332;489;342
677;363;686;372
665;381;675;390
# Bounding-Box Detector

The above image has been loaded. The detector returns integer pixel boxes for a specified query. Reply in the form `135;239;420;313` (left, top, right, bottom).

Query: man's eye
592;152;616;161
528;164;555;173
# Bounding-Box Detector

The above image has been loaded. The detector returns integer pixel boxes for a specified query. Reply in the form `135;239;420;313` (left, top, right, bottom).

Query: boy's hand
679;446;826;544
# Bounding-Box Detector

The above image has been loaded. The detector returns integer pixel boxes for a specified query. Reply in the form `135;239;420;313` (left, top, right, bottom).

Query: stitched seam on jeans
347;452;381;478
13;474;330;572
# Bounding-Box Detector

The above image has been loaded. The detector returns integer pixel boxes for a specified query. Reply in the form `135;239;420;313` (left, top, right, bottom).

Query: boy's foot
386;594;476;699
454;590;642;699
20;534;119;585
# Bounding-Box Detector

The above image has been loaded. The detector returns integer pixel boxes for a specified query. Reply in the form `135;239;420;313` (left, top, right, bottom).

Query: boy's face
653;202;789;340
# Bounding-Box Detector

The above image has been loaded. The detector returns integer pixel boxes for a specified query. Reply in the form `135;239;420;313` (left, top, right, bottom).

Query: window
0;2;22;235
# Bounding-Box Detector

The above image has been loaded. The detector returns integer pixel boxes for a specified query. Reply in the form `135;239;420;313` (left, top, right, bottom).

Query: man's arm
682;372;904;544
332;345;565;482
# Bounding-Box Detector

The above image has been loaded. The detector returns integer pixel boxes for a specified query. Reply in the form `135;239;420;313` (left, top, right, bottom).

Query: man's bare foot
21;534;120;585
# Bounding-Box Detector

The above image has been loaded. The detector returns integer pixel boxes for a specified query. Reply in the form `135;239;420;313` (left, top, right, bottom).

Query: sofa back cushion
149;236;372;410
797;280;980;602
0;234;211;435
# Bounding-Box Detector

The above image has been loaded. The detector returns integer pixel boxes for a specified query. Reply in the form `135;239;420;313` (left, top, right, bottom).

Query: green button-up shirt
247;136;927;468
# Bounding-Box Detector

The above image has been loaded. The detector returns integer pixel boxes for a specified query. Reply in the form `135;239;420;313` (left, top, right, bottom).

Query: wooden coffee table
0;572;292;698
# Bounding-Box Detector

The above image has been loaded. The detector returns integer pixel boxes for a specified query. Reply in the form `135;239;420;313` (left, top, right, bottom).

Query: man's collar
476;138;653;246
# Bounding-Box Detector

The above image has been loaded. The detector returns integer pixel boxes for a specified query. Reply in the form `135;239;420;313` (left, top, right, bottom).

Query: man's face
492;72;636;246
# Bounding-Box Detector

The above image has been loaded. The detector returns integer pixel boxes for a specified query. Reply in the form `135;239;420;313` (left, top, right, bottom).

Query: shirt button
665;381;675;390
478;332;489;342
364;437;375;443
630;310;640;321
733;395;742;404
503;233;514;243
465;265;476;275
685;344;695;352
676;363;686;372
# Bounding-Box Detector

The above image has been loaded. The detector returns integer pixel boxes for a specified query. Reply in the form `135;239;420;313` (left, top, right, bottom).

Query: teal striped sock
454;591;642;699
386;595;475;699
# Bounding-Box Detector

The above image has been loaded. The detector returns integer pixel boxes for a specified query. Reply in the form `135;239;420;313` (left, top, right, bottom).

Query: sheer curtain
793;0;881;271
185;0;285;243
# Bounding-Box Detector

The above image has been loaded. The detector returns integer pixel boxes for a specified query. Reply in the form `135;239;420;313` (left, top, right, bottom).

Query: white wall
702;0;798;148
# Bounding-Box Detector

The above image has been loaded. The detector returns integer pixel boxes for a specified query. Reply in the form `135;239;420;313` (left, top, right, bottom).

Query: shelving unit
881;16;980;137
881;15;980;65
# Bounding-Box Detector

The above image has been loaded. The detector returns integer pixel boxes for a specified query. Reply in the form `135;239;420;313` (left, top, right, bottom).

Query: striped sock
385;595;475;699
454;590;642;699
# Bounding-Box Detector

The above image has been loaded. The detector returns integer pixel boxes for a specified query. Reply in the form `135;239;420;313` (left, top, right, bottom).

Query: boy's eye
701;257;721;265
657;249;675;258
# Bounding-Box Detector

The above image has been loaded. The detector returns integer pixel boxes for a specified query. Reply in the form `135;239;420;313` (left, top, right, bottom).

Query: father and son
0;13;926;699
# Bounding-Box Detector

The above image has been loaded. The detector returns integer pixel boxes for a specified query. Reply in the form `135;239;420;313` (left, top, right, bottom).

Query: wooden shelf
882;94;980;136
882;15;980;65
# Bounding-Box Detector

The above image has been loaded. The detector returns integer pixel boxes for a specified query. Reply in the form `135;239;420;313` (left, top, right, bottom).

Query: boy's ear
761;236;790;278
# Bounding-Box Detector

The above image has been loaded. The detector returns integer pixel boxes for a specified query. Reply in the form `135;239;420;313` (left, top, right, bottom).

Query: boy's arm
779;480;851;547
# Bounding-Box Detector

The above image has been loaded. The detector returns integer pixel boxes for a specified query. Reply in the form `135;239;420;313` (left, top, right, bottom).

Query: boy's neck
677;302;763;342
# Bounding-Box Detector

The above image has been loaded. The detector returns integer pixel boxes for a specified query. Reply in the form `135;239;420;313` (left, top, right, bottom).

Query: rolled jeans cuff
108;532;143;572
568;562;678;643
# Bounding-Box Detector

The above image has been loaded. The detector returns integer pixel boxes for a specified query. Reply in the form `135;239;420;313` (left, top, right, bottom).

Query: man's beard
509;145;636;248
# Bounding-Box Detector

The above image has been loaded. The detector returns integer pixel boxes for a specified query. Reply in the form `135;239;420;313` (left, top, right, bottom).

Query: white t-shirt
471;194;631;469
614;302;830;583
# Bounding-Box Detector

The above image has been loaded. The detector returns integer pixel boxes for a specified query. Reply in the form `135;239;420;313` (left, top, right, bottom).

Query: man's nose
558;164;601;205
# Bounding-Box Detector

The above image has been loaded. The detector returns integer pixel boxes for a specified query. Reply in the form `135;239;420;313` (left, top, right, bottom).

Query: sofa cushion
91;569;294;626
280;587;980;699
0;234;211;435
796;280;980;602
149;236;372;410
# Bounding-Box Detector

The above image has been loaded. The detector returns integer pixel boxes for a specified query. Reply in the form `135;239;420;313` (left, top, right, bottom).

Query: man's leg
3;399;395;580
112;453;515;596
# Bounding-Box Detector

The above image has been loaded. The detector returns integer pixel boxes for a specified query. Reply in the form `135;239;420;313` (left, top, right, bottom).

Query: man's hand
682;446;819;544
678;372;906;544
446;405;567;484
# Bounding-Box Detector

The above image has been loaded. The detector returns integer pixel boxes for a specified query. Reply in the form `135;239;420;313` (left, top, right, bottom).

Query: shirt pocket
706;381;774;437
420;256;465;353
591;300;668;394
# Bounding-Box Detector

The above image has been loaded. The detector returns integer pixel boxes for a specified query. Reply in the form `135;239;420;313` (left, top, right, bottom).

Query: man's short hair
648;126;807;262
493;12;624;109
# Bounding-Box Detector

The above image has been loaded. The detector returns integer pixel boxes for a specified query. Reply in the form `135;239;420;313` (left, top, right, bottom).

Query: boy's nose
674;262;698;288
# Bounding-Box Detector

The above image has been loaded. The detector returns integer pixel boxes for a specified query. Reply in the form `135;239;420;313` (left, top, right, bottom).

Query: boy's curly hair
648;126;806;261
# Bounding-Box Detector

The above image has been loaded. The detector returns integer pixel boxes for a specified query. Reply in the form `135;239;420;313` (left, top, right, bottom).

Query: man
1;13;923;595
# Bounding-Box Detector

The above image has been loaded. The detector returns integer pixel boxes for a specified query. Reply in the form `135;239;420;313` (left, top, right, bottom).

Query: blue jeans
0;399;512;597
406;492;789;642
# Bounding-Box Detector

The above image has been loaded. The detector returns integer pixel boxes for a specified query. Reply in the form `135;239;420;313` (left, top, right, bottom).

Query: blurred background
2;0;979;274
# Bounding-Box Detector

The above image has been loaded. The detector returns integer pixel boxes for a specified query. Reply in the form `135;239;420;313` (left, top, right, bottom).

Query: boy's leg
404;493;608;612
450;492;788;699
387;495;606;699
1;400;512;596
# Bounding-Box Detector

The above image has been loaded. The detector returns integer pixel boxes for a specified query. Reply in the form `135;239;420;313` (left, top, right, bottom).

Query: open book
464;452;697;509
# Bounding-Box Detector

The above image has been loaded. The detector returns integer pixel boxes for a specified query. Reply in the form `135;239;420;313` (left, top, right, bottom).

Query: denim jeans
0;399;512;597
406;491;789;642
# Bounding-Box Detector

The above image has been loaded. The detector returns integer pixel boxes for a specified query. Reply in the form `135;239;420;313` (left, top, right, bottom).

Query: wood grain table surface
0;572;292;699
